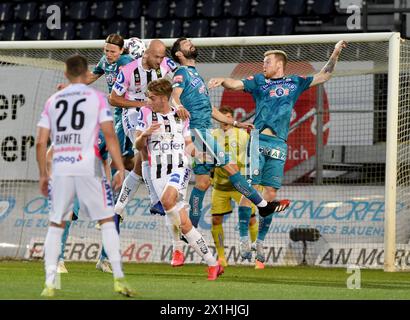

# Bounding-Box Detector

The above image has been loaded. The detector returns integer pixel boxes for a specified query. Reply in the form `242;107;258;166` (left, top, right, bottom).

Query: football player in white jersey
109;39;178;219
134;79;224;280
36;55;134;297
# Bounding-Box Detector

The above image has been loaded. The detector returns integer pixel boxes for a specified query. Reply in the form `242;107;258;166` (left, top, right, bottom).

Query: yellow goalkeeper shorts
211;188;256;216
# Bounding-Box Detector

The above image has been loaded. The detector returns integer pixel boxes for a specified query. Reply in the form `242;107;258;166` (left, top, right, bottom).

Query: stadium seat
266;17;294;35
226;0;251;18
185;19;209;37
15;2;38;21
212;18;237;37
199;0;224;18
49;21;76;40
129;19;156;38
146;0;169;20
311;0;335;16
25;22;49;40
239;17;265;36
174;0;196;19
255;0;278;18
38;2;65;21
105;21;129;38
118;0;141;20
93;1;116;20
68;1;90;20
78;21;101;40
282;0;306;16
0;3;15;22
156;19;182;38
1;22;24;40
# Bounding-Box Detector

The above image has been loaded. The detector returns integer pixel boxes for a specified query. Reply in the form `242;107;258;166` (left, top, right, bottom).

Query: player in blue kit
170;38;290;232
208;40;347;266
58;34;135;169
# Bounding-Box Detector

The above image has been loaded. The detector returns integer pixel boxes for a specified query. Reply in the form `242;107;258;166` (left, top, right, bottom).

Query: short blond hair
264;49;288;67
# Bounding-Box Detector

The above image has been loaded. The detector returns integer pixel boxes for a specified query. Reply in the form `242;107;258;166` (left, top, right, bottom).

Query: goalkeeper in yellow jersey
210;106;259;267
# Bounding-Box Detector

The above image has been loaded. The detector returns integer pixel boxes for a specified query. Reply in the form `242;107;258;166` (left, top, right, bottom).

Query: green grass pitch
1;260;410;300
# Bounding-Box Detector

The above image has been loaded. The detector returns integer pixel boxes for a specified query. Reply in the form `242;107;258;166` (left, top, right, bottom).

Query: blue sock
114;213;121;234
257;215;273;242
189;187;206;228
229;172;263;205
238;206;252;239
100;247;108;260
59;221;71;261
72;197;80;220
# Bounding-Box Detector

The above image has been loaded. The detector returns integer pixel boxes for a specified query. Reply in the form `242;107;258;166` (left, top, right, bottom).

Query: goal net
0;33;408;270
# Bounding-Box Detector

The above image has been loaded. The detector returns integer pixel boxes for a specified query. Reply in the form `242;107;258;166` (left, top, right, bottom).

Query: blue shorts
115;121;134;158
250;134;287;189
191;128;229;175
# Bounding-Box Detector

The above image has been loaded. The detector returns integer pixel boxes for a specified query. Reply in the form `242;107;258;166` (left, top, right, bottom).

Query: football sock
142;161;159;205
184;227;217;267
44;226;64;287
211;223;225;259
238;206;252;238
228;172;267;207
101;221;124;279
59;221;71;261
257;215;273;242
189;187;206;228
114;171;142;215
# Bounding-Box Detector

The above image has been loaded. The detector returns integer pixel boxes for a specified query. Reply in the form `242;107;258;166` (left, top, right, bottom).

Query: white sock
101;221;124;279
165;215;184;252
44;226;64;287
114;171;142;215
184;227;217;267
142;161;159;205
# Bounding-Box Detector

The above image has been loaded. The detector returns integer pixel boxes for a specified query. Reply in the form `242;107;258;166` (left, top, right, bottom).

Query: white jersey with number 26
37;83;113;177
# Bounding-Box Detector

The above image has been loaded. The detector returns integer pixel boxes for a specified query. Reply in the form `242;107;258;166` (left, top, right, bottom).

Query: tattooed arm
310;40;348;87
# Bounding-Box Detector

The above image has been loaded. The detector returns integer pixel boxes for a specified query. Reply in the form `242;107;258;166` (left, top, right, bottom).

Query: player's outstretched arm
310;40;348;87
208;77;244;90
108;90;147;109
36;127;50;197
101;121;125;191
171;87;190;120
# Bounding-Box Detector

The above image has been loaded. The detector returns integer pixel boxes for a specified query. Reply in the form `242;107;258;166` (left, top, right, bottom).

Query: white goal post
0;33;406;271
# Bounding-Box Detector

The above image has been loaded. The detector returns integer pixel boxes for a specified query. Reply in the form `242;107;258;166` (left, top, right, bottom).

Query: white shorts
48;175;115;224
152;167;191;208
122;108;139;144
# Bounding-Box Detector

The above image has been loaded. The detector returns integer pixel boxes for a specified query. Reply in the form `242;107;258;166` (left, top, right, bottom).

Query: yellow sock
211;223;225;259
249;221;259;243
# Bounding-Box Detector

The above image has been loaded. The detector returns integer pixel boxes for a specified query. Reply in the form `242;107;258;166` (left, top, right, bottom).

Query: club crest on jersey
117;71;125;84
270;87;289;97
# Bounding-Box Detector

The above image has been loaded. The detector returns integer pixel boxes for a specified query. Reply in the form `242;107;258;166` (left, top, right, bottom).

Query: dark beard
184;47;198;60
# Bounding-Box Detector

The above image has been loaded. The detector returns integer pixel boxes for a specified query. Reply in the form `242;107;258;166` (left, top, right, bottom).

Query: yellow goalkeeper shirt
212;127;249;191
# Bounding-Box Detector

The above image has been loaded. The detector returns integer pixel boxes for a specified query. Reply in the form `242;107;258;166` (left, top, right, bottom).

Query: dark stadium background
0;0;408;41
